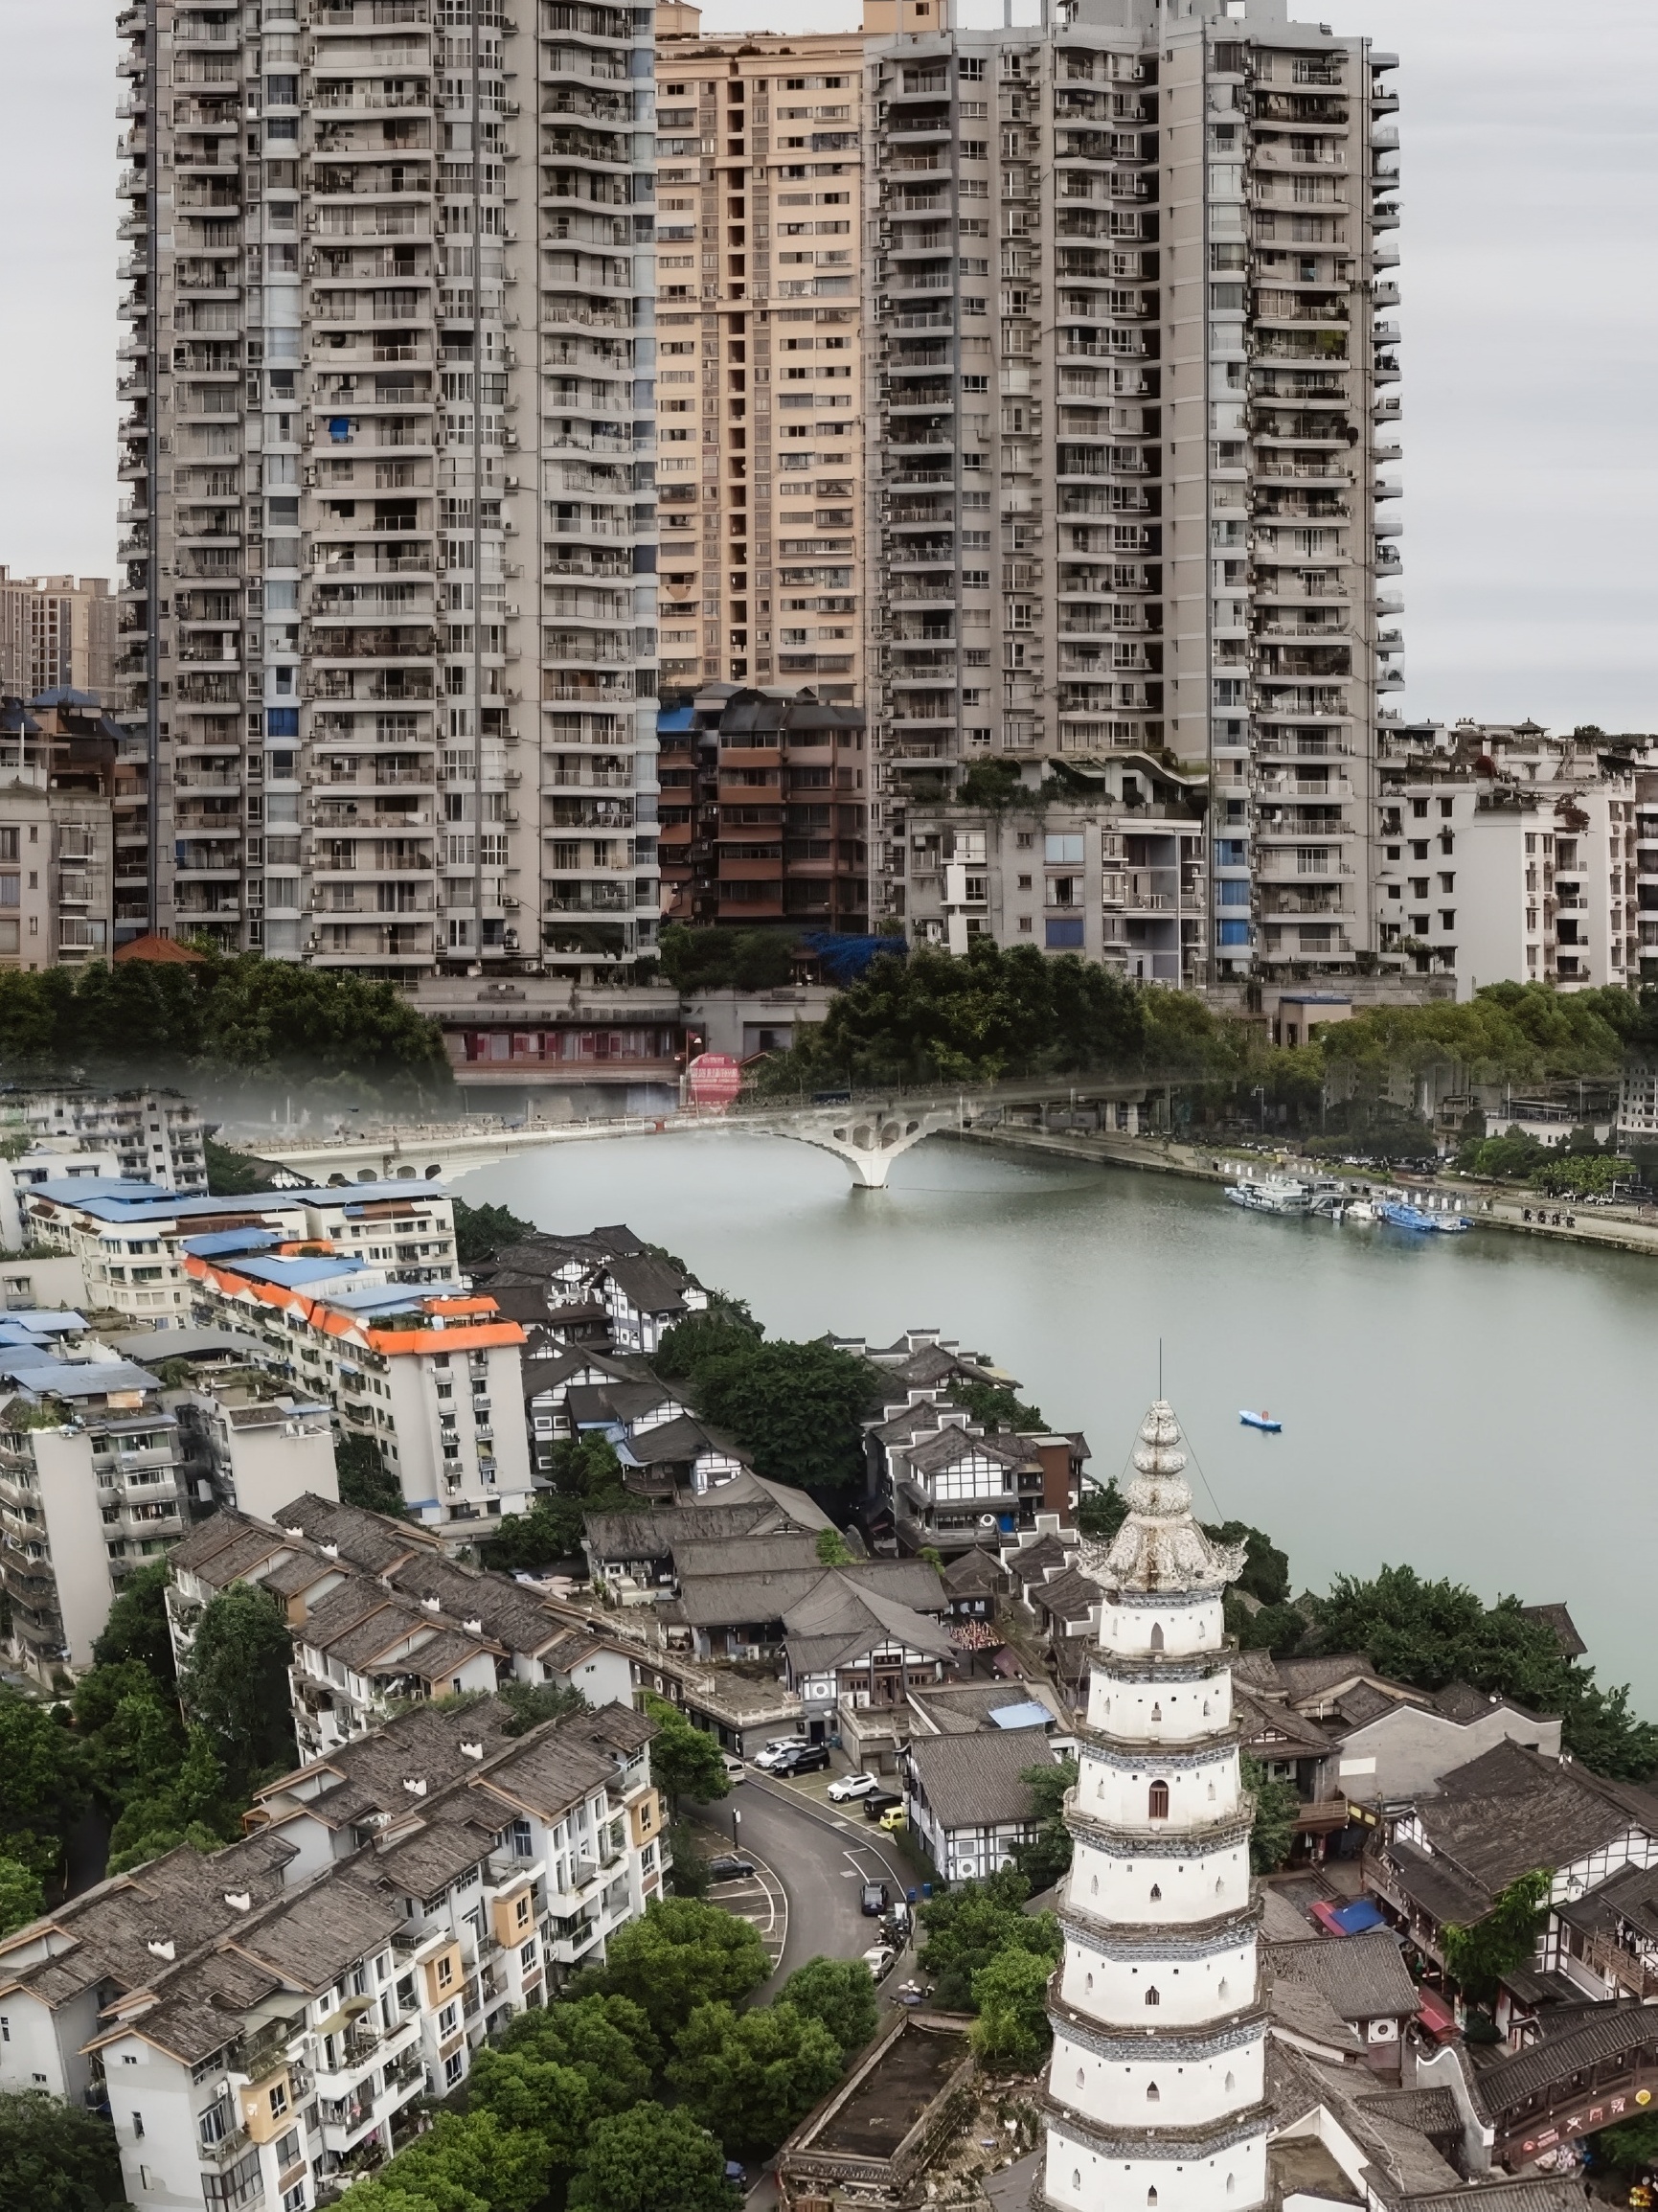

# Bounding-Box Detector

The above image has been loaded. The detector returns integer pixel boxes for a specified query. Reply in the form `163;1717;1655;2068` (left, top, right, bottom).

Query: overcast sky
5;0;1655;727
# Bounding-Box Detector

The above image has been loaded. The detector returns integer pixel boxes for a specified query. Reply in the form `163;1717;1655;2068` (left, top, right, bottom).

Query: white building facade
119;0;661;978
867;0;1398;983
1041;1402;1269;2212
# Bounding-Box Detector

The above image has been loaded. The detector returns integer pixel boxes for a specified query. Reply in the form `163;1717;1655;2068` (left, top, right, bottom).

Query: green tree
462;2043;595;2170
815;1527;854;1566
566;2104;737;2212
1596;2111;1658;2177
490;1992;658;2108
0;1859;43;1937
334;1431;407;1518
204;1137;277;1197
687;1339;879;1503
1012;1755;1077;1894
1441;1870;1551;2005
484;1435;632;1572
91;1560;176;1682
917;1864;1062;2013
654;1307;766;1382
668;2000;844;2160
0;2089;129;2212
180;1583;296;1786
642;1698;731;1812
659;923;799;993
1316;1564;1658;1779
778;1956;879;2061
451;1197;534;1267
969;1945;1056;2073
1204;1520;1290;1608
1077;1477;1129;1542
0;1689;89;1880
1242;1754;1299;1875
945;1379;1044;1431
587;1897;770;2033
339;2109;553;2212
497;1680;589;1737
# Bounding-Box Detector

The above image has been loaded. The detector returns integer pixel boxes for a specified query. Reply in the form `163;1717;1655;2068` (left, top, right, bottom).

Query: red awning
1416;1989;1458;2040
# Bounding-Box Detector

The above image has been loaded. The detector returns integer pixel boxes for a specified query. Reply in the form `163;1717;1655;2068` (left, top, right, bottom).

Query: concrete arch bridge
249;1074;1163;1194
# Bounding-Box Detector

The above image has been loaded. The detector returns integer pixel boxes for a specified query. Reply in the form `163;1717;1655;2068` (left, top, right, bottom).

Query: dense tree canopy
668;1999;843;2159
1316;1565;1658;1779
583;1897;771;2033
179;1583;297;1788
969;1946;1057;2073
660;923;799;992
451;1197;535;1268
91;1560;176;1681
0;950;452;1104
777;1957;879;2062
0;2090;129;2212
917;1865;1062;2014
566;2106;737;2212
335;1432;408;1519
482;1435;631;1571
641;1697;730;1812
658;1327;878;1504
0;1691;89;1882
1012;1755;1078;1895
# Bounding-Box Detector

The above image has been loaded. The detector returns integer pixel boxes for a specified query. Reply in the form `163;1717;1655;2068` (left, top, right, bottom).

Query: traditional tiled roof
906;1727;1054;1834
1519;1603;1587;1660
1416;1741;1658;1894
1266;1930;1420;2022
1473;2000;1657;2122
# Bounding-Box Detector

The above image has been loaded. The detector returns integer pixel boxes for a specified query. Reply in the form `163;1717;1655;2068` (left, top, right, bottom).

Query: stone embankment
946;1125;1658;1262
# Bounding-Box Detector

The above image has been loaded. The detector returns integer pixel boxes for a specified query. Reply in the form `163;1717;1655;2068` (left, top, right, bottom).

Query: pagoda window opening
1145;1985;1160;2006
1150;1702;1161;1721
1147;2190;1159;2206
1146;2081;1160;2101
1149;1622;1165;1650
1149;1882;1161;1901
1147;1779;1170;1818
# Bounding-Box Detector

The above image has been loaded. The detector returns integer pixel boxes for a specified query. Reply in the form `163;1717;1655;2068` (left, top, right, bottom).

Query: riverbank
943;1125;1658;1262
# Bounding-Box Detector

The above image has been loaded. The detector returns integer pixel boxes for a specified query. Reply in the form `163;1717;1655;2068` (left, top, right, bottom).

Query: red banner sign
687;1053;742;1110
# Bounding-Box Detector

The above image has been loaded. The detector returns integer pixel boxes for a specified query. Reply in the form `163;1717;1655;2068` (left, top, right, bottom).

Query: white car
826;1772;880;1803
721;1754;745;1783
862;1943;897;1979
751;1739;806;1772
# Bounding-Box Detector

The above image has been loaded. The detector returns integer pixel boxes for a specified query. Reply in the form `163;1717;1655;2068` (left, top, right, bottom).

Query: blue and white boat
1376;1197;1469;1235
1239;1410;1283;1433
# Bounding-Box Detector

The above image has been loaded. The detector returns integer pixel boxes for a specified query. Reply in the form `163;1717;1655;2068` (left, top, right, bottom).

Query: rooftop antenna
1158;1337;1163;1401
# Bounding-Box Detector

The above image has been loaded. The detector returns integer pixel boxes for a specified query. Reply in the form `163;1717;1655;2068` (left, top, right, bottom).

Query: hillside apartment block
652;6;869;705
0;1692;663;2212
118;0;660;978
865;0;1399;991
0;571;118;704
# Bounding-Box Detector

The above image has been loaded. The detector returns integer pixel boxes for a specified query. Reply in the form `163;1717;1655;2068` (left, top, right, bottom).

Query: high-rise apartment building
0;572;118;705
867;0;1399;984
654;6;868;704
117;0;660;982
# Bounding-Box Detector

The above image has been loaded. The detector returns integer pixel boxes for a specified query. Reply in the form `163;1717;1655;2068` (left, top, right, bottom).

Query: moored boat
1226;1175;1314;1216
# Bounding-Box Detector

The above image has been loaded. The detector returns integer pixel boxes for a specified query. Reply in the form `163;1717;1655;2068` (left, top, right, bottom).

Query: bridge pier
779;1107;957;1190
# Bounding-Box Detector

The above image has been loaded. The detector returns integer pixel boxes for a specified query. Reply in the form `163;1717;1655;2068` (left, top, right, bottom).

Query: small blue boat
1376;1198;1470;1236
1239;1410;1283;1433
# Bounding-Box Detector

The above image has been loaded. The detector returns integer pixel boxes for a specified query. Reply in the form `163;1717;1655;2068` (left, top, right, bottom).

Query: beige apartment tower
654;7;868;706
117;0;660;978
0;573;118;705
867;0;1400;982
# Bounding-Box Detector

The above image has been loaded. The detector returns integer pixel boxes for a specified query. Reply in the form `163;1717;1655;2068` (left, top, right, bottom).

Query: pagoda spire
1039;1399;1269;2212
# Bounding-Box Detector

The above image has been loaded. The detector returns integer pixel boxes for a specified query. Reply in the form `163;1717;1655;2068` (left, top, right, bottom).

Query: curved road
693;1771;917;1993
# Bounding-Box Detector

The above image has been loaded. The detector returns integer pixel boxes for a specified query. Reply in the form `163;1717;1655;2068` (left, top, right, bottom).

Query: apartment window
282;2186;307;2212
519;1939;538;1971
444;2050;465;2088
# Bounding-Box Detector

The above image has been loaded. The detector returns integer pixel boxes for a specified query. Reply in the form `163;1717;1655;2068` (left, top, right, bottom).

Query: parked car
860;1879;889;1917
720;1753;746;1784
827;1772;880;1804
706;1855;757;1883
862;1942;897;1979
861;1790;904;1821
772;1744;830;1777
877;1805;908;1833
750;1737;807;1771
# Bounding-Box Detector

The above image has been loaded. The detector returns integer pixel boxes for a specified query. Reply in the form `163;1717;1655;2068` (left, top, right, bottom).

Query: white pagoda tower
1040;1401;1271;2212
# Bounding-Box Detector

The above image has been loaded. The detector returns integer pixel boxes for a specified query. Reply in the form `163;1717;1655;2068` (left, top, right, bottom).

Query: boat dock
943;1126;1658;1263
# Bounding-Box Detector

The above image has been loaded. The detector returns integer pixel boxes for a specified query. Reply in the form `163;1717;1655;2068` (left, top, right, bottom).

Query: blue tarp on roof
988;1699;1055;1732
1329;1898;1387;1935
183;1228;283;1259
224;1255;360;1290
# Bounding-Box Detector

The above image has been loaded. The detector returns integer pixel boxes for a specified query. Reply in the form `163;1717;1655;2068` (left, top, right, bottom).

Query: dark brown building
659;682;868;930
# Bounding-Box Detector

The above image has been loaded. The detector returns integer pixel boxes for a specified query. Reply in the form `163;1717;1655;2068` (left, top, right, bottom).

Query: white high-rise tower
1042;1401;1269;2212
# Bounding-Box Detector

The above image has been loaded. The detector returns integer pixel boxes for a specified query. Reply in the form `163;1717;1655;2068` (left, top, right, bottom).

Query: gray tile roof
1266;1930;1420;2022
1473;1999;1656;2121
1419;1740;1658;1892
906;1726;1056;1834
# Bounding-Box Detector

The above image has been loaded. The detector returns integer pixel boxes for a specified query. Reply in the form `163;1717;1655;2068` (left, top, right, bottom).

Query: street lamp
732;1806;741;1849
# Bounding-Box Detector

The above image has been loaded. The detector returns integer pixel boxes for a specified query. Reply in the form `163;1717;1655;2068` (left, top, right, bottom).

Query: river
452;1131;1658;1712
